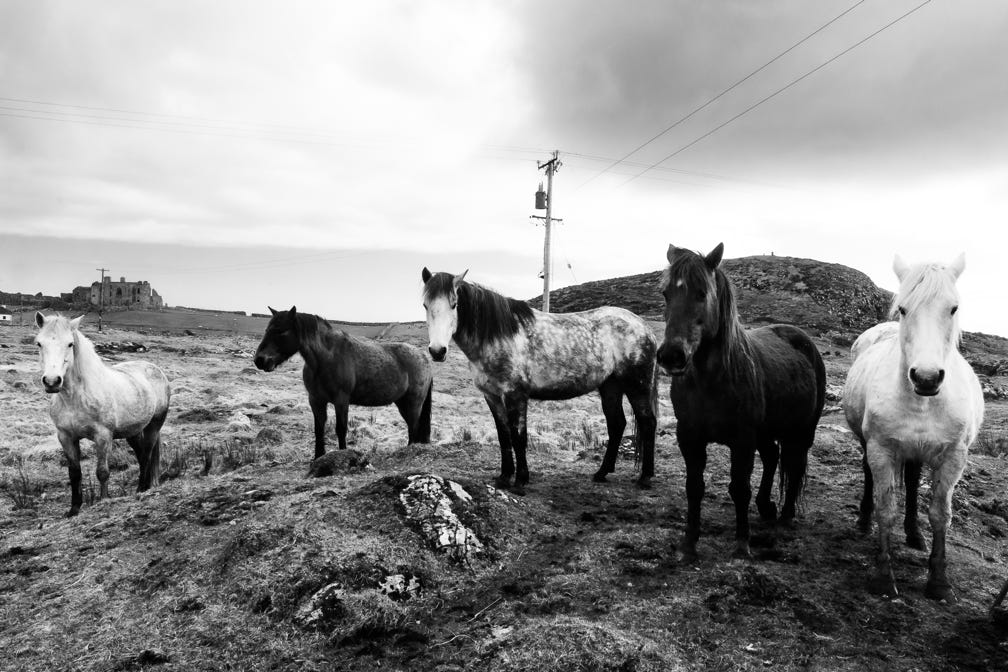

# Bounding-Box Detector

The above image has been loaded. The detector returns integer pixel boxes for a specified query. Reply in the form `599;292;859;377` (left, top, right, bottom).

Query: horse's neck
297;317;346;366
64;333;112;395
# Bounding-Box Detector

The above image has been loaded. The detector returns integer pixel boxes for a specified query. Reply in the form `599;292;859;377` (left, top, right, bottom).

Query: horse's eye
898;306;907;317
35;342;41;348
449;301;457;310
951;305;958;315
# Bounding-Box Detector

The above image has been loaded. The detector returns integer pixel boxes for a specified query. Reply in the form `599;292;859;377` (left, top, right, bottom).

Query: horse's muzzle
428;345;447;362
657;341;689;375
42;375;62;393
254;355;276;372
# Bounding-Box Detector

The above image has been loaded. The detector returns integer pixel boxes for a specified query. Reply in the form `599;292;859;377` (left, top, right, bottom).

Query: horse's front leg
507;394;530;494
925;447;967;602
307;393;328;458
676;432;707;564
728;442;756;558
58;430;83;517
755;439;779;521
93;428;113;501
483;394;513;488
867;441;899;598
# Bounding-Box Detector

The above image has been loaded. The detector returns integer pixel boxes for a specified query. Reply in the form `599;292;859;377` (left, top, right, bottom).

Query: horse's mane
663;252;760;386
891;261;962;341
292;311;337;349
423;272;535;345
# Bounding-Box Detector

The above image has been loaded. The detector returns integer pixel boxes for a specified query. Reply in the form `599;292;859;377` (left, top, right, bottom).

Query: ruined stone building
88;276;164;310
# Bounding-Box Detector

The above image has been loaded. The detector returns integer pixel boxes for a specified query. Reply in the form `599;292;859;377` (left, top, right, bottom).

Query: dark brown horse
254;307;433;456
422;268;658;494
657;243;826;562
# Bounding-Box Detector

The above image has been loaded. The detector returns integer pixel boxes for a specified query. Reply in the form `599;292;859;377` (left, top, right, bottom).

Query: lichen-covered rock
307;449;370;477
378;573;422;601
399;474;484;563
295;582;346;629
255;427;284;445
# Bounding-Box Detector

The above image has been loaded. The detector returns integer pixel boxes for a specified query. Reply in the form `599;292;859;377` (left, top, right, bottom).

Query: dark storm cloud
513;0;1008;180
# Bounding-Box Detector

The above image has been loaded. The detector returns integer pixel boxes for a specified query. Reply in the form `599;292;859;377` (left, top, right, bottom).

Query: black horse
657;243;826;561
254;306;433;456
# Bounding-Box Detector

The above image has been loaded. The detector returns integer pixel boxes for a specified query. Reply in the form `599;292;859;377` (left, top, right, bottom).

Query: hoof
905;532;928;552
925;581;957;603
676;549;700;565
757;501;777;521
592;471;608;483
675;539;699;565
510;483;527;497
857;516;872;535
65;507;80;518
732;542;753;560
869;574;899;599
635;475;652;490
494;475;512;489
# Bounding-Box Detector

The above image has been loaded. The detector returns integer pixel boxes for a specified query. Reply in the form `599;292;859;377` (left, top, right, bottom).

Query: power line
576;0;869;189
622;0;933;186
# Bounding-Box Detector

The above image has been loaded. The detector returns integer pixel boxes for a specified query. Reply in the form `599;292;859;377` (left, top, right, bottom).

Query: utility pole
533;150;561;312
96;267;107;332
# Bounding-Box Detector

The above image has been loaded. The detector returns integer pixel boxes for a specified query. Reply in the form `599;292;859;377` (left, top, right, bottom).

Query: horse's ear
69;315;84;331
948;253;966;280
289;305;297;316
35;311;46;328
422;267;432;283
268;306;278;316
893;254;910;282
666;244;677;264
453;269;468;289
704;243;724;270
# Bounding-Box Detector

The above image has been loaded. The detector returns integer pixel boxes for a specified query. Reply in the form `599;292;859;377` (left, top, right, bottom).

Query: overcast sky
1;1;1006;333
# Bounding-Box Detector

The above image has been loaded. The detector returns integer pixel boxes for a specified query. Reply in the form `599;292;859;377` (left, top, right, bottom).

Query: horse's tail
415;380;433;444
633;360;660;470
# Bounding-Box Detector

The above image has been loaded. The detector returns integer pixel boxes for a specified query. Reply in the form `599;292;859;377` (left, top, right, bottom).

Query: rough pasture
2;320;1008;671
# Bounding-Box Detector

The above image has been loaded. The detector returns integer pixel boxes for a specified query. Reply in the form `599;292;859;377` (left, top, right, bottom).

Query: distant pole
96;267;108;332
537;150;561;312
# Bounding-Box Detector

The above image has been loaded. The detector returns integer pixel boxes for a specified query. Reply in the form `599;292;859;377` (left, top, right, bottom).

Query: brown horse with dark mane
254;306;433;456
657;243;826;562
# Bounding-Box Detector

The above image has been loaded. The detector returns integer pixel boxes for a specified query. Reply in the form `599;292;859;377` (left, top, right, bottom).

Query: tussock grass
1;454;43;509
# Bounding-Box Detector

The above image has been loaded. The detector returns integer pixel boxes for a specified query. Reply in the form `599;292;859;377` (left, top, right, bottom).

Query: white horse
843;254;983;601
35;312;171;516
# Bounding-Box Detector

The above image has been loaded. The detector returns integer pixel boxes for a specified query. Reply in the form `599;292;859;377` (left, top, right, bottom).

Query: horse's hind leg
627;381;657;489
903;460;926;550
858;442;874;533
93;429;113;501
593;380;626;484
308;393;328;458
506;394;530;494
484;393;514;488
779;435;811;525
728;443;757;558
126;434;150;491
755;439;779;521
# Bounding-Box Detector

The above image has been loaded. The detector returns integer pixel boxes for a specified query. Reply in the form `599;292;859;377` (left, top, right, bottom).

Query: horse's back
343;337;429;404
110;360;171;416
851;321;898;362
519;306;656;399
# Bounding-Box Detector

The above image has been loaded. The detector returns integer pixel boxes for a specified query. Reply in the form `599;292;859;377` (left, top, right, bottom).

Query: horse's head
421;267;467;362
254;306;300;372
656;242;724;375
35;312;82;393
892;253;965;396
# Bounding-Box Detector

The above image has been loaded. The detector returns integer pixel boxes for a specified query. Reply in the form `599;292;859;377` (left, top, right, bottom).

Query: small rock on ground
307;449;370;477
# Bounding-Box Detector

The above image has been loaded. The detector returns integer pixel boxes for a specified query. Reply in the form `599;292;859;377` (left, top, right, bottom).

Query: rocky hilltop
529;255;892;335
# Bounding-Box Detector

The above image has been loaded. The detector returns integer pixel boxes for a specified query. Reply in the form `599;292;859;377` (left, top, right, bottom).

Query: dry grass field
3;315;1008;671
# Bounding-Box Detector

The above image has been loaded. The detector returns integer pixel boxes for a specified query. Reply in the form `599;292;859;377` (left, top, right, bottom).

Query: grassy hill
529;254;892;336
